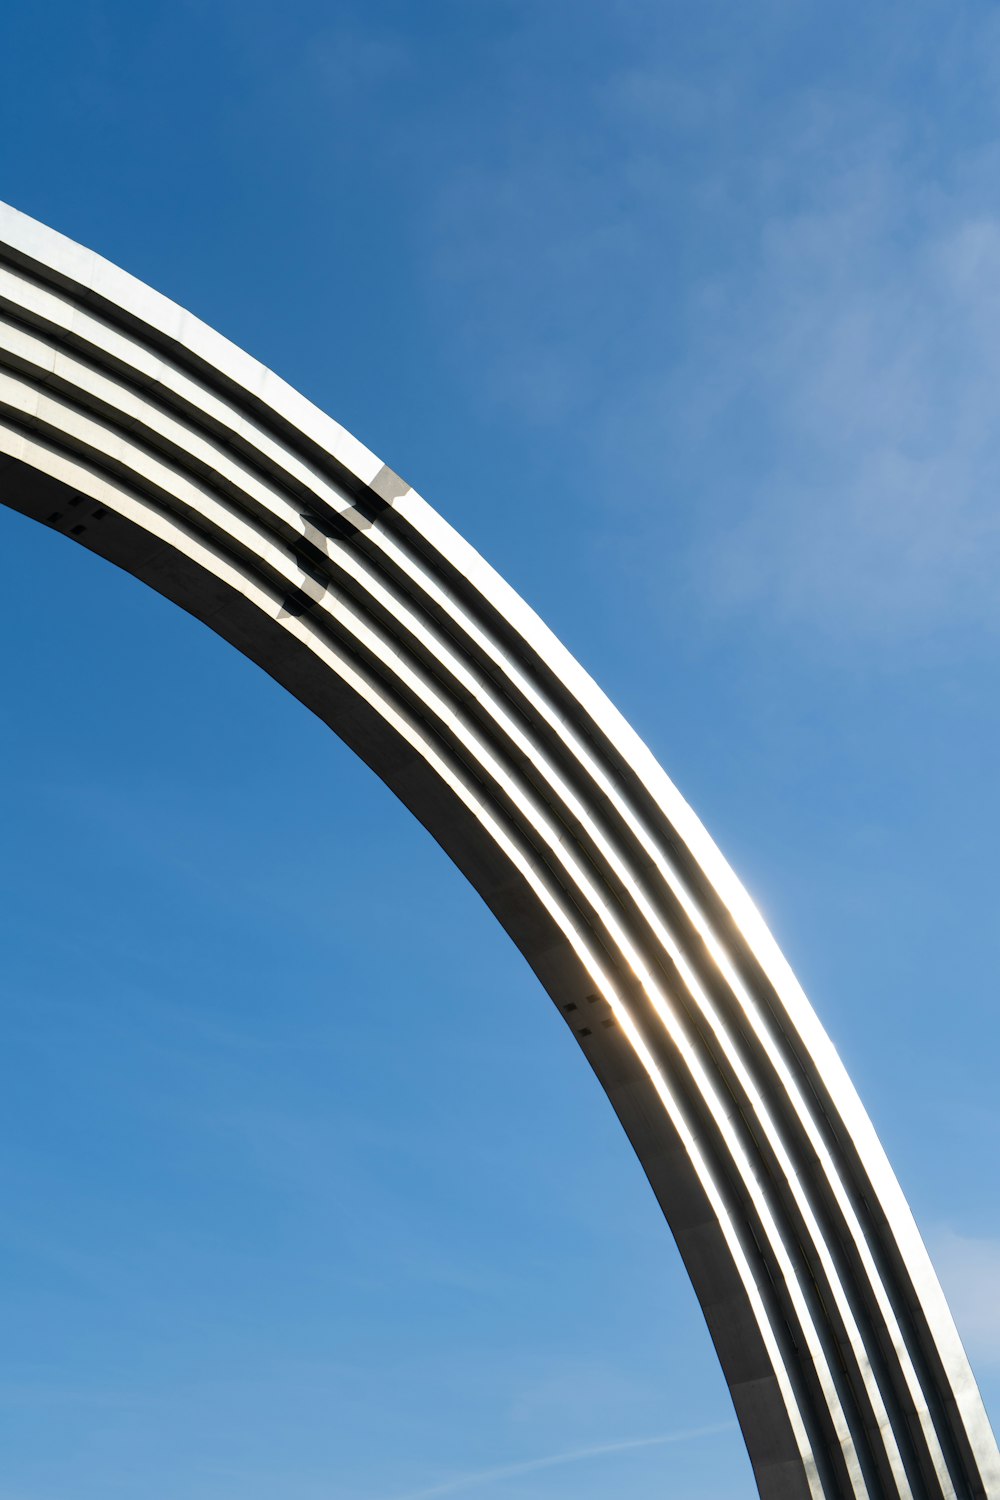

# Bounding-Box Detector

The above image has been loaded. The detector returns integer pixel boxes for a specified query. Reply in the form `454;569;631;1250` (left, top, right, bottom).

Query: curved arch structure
0;201;996;1500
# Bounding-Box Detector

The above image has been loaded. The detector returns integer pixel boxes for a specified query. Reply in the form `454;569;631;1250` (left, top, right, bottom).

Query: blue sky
1;2;999;1496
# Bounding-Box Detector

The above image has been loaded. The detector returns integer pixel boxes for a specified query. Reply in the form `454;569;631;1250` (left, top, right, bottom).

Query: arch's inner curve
0;201;995;1500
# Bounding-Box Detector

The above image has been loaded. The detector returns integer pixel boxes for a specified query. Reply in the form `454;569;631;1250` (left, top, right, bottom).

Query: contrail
383;1420;738;1500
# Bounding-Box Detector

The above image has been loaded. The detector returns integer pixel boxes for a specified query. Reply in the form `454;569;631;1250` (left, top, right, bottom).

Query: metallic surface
0;200;995;1499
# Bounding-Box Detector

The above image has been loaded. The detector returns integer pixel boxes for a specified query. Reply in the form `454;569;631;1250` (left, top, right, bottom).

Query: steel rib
0;396;959;1488
0;359;969;1494
0;319;953;1491
0;201;996;1500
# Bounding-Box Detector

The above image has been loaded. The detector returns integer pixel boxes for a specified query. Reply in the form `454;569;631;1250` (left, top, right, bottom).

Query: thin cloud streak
384;1421;738;1500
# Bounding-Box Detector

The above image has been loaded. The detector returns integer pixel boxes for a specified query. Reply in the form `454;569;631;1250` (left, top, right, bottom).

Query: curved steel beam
0;201;995;1500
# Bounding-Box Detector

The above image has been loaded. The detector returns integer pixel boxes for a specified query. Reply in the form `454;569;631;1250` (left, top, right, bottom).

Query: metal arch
0;202;995;1500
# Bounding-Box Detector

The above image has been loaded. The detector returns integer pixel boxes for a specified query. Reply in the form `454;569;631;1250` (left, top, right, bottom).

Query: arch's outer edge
0;200;996;1500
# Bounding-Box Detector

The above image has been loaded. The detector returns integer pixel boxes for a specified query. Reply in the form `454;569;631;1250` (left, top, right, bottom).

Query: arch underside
0;202;995;1500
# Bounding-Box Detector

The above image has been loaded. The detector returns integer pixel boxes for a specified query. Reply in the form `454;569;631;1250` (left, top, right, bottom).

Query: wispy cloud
422;5;1000;647
930;1228;1000;1370
679;123;1000;643
383;1422;737;1500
